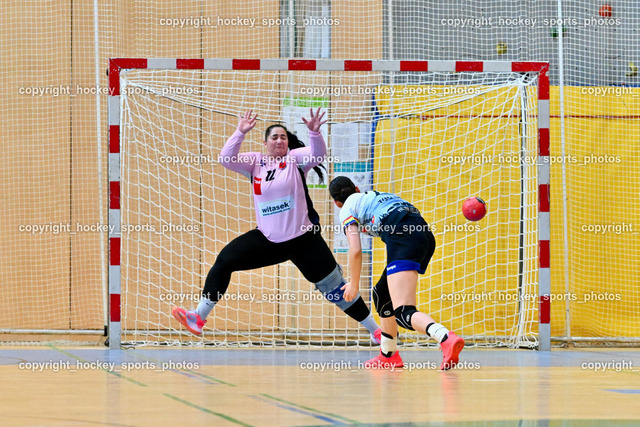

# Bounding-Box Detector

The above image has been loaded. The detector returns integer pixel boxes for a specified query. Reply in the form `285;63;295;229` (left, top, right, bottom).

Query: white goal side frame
106;58;551;350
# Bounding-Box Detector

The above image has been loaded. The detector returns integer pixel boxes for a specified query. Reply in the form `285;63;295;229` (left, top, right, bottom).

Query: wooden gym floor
2;346;640;426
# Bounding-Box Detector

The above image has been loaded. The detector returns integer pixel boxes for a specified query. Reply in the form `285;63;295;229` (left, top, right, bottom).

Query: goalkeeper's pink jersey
218;129;326;243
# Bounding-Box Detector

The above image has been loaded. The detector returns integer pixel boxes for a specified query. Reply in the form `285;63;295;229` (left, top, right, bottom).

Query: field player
329;176;465;370
172;109;381;344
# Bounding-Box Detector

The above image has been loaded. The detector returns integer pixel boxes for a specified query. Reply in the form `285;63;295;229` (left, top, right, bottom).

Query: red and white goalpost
107;58;550;350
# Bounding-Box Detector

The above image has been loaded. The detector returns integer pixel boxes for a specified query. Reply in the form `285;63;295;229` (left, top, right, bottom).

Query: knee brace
314;265;356;311
394;305;418;331
372;281;394;318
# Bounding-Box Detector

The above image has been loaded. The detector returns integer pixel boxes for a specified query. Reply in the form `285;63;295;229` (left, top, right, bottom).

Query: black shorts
379;211;436;275
372;211;436;316
203;227;339;301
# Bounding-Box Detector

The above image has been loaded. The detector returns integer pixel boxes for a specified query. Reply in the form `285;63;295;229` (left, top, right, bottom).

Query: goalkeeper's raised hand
237;109;257;134
301;107;327;133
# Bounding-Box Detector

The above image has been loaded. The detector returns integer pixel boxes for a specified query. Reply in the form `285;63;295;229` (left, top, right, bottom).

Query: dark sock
343;297;370;322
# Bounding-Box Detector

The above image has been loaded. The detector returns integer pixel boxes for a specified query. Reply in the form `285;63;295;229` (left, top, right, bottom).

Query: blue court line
127;350;237;386
47;346;250;424
165;393;253;426
4;348;640;369
48;345;148;387
160;367;222;385
259;393;359;424
605;389;640;394
161;366;237;386
250;395;344;424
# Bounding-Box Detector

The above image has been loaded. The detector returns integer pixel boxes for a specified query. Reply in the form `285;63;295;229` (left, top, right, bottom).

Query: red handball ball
462;197;487;221
599;4;612;17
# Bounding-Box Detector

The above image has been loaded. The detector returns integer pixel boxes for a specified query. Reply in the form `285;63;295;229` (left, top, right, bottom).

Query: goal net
109;59;547;348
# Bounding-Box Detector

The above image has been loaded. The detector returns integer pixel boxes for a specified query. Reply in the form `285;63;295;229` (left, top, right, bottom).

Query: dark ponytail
264;124;326;182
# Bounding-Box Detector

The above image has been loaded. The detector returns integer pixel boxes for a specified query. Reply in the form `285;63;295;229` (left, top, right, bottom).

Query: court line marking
604;389;640;394
0;413;137;427
260;393;360;424
47;345;250;424
130;351;356;423
164;393;254;426
128;350;237;386
129;351;352;423
169;368;237;386
249;395;344;424
156;367;222;385
251;395;343;424
49;345;147;387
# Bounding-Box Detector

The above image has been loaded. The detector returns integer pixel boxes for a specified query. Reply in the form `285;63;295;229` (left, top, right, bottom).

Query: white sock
426;322;449;343
360;314;379;336
195;297;216;320
380;332;398;357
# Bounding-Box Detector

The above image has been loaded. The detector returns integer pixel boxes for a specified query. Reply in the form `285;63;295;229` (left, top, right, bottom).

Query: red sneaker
364;351;404;369
372;328;382;345
171;306;206;336
440;332;464;370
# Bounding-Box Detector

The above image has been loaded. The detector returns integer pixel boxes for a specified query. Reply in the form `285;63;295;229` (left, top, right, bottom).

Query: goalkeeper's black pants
202;227;371;322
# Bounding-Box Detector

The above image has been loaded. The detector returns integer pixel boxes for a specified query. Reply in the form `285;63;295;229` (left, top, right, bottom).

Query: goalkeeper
172;109;381;344
329;176;464;370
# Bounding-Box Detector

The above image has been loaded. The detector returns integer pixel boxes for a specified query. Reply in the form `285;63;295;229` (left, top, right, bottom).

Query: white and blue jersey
339;191;417;237
339;190;435;276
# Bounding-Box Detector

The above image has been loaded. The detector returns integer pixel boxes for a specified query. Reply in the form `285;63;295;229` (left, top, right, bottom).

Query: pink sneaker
440;332;464;370
364;351;404;369
371;328;382;345
171;306;206;336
